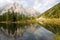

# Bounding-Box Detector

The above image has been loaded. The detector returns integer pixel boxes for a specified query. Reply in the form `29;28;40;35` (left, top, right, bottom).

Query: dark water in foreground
0;23;54;40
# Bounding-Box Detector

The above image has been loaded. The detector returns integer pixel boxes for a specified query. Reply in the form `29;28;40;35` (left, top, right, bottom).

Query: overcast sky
0;0;60;13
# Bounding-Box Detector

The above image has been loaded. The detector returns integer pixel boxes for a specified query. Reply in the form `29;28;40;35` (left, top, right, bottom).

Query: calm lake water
0;23;54;40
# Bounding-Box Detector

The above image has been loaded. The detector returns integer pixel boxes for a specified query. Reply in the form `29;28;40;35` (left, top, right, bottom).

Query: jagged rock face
0;2;26;15
0;2;39;16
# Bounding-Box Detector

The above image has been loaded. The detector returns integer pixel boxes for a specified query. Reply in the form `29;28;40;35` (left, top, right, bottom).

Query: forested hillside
38;3;60;18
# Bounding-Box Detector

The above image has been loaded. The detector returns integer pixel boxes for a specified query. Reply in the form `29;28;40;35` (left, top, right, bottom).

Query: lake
0;23;54;40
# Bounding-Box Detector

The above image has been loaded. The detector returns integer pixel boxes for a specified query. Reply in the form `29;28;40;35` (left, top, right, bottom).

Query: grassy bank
55;34;60;40
0;19;36;24
37;17;60;40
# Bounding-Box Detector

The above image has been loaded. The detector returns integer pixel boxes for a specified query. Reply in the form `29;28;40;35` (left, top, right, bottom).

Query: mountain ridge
0;2;39;16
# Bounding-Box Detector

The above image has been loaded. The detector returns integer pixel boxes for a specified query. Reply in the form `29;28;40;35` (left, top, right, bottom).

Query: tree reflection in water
0;23;54;40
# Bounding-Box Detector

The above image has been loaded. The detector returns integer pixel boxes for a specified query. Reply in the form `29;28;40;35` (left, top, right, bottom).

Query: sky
0;0;60;13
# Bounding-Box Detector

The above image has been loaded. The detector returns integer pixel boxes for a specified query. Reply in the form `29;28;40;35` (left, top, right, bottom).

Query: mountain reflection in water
0;23;54;40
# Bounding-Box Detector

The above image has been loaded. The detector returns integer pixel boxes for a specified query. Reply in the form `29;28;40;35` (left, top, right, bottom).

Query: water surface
0;23;54;40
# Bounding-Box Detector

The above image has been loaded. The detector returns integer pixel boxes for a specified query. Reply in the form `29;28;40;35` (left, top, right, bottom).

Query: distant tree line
0;10;35;22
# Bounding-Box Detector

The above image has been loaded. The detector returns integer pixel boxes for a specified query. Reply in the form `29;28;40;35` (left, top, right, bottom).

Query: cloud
0;0;4;2
33;0;41;10
0;0;20;3
0;0;3;2
32;0;56;12
0;0;12;3
43;0;56;6
0;0;59;13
